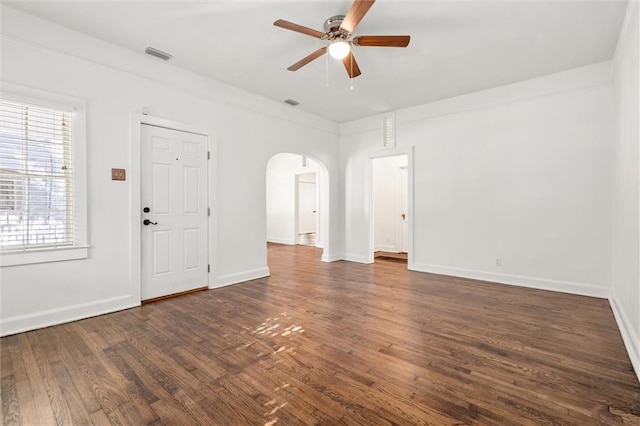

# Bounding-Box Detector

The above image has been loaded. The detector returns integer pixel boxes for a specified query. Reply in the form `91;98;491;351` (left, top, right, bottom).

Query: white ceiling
6;1;628;122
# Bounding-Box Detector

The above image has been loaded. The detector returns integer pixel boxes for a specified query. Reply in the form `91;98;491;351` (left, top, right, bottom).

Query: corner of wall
610;0;640;384
610;295;640;383
321;252;344;262
213;267;270;289
613;1;639;64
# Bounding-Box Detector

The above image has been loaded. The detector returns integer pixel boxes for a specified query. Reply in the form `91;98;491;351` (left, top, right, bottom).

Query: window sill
0;246;89;267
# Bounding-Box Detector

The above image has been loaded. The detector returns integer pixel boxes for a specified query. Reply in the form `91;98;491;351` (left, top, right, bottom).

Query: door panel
153;230;171;275
183;167;200;214
183;228;200;271
141;124;208;300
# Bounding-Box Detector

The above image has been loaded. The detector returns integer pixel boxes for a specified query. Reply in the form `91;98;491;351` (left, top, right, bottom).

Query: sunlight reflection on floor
244;313;308;425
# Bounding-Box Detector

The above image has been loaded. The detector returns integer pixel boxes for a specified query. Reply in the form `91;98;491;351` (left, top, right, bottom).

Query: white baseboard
411;262;610;298
374;245;400;253
0;295;139;337
343;253;371;264
266;237;295;245
321;252;343;262
610;295;640;383
213;267;270;288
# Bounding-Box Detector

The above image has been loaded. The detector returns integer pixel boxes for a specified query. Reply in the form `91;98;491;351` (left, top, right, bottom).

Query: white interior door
141;124;208;300
297;173;317;236
401;166;409;253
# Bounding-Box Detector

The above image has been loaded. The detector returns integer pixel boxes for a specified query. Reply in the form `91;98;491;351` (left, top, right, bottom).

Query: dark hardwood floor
2;243;639;425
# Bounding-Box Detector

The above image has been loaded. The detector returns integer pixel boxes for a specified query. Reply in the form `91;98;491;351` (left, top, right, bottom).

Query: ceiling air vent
284;99;300;106
144;47;173;61
383;113;396;148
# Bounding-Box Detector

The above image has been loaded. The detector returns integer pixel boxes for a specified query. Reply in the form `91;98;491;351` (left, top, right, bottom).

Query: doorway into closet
371;154;409;264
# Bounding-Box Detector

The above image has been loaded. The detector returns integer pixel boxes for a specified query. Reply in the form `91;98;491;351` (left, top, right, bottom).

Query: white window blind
0;99;74;249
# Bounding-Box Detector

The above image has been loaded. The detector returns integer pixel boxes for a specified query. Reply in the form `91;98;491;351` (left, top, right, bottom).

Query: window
1;85;87;266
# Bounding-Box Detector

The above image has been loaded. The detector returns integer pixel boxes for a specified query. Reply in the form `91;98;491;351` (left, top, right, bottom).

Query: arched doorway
265;153;330;257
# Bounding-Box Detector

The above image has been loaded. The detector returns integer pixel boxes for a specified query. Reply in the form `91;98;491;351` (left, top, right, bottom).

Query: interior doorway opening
296;172;317;246
266;153;329;257
371;154;409;265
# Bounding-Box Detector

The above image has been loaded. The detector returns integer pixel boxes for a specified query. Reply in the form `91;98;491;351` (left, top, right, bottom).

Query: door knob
143;219;157;226
401;213;406;220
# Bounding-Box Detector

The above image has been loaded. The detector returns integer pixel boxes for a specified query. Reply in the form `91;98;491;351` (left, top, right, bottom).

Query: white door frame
368;146;414;268
130;113;217;302
294;172;318;245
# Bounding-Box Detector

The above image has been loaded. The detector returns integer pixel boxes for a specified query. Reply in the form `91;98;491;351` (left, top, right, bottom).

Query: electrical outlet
495;258;502;267
111;168;126;181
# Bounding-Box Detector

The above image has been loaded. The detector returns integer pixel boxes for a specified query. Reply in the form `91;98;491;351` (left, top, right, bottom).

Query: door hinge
208;264;210;273
207;151;210;160
208;207;211;216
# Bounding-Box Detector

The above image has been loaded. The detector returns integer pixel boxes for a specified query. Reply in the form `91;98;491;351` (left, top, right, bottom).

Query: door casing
130;113;217;303
140;124;209;300
368;146;415;268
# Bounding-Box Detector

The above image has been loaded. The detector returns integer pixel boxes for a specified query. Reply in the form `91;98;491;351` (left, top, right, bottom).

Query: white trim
368;147;415;268
1;90;75;112
374;245;400;253
610;296;640;383
0;295;139;337
0;246;88;266
214;267;270;288
267;237;296;245
411;262;610;299
130;113;217;303
343;253;370;264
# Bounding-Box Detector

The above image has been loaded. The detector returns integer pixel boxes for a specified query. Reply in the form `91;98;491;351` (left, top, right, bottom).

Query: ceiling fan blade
287;47;327;71
354;35;410;48
274;19;326;39
342;51;362;78
340;0;375;34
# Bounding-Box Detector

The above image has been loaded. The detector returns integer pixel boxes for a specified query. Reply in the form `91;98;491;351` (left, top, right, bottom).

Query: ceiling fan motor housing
324;15;349;40
274;0;410;79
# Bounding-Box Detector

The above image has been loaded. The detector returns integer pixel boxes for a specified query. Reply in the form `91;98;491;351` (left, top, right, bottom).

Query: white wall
373;155;407;252
266;153;323;246
1;7;637;383
0;6;341;335
341;62;614;298
612;2;640;380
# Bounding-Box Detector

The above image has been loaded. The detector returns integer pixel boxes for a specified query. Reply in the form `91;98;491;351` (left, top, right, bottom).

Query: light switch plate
111;168;126;181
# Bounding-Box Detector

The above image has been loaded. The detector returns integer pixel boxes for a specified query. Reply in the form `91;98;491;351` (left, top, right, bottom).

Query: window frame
0;84;88;267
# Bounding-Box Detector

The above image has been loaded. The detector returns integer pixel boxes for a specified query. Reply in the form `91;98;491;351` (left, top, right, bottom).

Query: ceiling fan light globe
328;40;351;59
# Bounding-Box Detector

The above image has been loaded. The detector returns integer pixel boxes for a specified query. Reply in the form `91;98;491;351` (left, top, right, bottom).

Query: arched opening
266;153;330;258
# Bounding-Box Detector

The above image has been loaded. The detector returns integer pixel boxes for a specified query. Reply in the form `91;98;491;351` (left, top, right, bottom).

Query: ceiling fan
273;0;410;79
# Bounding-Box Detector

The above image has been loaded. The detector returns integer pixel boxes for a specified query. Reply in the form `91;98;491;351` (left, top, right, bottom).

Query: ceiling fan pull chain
326;49;330;88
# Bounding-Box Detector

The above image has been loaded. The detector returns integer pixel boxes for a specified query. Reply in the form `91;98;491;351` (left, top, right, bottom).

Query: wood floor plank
27;330;76;425
1;243;639;424
1;374;20;426
16;334;57;425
